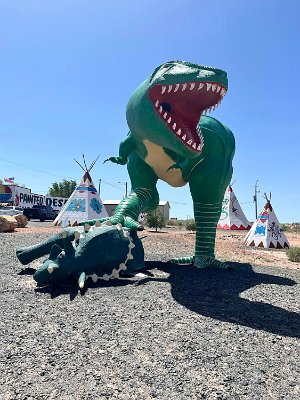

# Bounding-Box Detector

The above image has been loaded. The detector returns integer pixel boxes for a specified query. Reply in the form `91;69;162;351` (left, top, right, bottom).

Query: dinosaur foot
194;256;230;270
170;255;230;269
80;216;143;231
170;256;194;265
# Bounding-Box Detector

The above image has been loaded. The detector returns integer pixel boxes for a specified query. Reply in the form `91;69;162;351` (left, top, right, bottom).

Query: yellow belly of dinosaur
143;140;187;187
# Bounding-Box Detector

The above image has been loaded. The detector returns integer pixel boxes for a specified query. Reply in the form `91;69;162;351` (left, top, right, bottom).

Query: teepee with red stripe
53;156;108;227
243;194;289;249
217;185;251;230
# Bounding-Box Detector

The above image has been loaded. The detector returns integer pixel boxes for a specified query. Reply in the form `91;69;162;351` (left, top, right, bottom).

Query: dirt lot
14;223;300;271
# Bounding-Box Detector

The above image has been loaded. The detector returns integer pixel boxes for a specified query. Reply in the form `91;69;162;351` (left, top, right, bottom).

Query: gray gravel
0;227;299;400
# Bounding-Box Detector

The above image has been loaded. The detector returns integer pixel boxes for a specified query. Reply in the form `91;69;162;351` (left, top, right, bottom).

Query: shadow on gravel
18;267;36;276
34;278;136;300
142;261;300;338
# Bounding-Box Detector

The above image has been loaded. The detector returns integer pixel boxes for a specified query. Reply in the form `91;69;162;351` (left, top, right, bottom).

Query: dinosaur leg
190;158;233;269
83;151;159;230
16;228;79;265
171;159;233;269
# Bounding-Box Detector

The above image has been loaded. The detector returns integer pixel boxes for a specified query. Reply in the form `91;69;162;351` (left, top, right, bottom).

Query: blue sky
0;0;299;222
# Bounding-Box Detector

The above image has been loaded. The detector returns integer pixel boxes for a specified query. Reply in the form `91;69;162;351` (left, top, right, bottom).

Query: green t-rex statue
85;60;235;269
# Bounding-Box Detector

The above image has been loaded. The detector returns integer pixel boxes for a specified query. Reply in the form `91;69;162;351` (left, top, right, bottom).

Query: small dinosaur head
33;244;72;285
126;60;228;158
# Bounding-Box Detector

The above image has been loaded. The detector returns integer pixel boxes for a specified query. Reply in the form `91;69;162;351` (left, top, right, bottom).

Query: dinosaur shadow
33;277;138;300
18;267;36;276
140;261;300;338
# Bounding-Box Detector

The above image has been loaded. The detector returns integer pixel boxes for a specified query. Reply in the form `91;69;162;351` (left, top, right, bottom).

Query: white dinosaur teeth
198;83;204;90
174;84;180;92
212;84;217;92
167;117;171;123
163;112;167;119
192;143;197;149
161;86;166;94
187;139;193;145
95;220;102;227
155;100;159;107
216;85;221;93
181;134;186;141
172;123;176;130
197;143;204;151
116;223;122;231
159;106;163;113
168;85;173;92
190;83;195;90
206;83;212;91
177;128;181;135
182;83;187;91
221;88;226;96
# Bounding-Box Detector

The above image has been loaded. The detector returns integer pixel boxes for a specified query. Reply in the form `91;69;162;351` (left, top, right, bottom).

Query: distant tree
145;208;165;232
186;219;196;233
48;180;77;198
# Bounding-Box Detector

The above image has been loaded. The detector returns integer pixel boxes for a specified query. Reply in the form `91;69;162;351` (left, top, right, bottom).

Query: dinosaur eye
161;102;171;112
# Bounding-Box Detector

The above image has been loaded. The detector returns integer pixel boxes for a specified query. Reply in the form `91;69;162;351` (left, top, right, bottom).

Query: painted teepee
217;185;251;230
243;194;289;249
53;156;108;227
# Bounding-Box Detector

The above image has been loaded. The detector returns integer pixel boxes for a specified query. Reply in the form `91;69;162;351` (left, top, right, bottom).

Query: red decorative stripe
217;224;251;230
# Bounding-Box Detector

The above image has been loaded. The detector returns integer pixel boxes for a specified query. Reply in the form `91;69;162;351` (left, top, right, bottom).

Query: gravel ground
0;225;299;399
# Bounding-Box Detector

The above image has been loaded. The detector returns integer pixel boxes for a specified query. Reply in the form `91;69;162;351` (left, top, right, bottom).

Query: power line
0;156;125;191
101;180;124;191
0;156;75;179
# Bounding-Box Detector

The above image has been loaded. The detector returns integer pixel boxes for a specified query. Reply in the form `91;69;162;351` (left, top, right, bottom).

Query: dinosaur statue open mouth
149;81;227;153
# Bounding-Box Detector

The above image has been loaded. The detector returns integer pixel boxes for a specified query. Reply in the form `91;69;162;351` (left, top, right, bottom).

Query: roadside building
103;200;171;221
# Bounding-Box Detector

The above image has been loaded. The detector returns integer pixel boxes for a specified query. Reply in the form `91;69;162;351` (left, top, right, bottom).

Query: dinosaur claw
78;272;86;288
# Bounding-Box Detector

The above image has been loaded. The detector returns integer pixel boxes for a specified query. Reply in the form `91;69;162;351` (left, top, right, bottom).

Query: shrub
145;208;165;232
286;247;300;262
186;219;196;233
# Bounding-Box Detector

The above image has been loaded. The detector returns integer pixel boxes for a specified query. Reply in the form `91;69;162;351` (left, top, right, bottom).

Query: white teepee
217;186;251;230
53;156;108;227
243;195;289;249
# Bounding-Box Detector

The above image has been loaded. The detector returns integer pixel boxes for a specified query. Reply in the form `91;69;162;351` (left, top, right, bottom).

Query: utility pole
118;181;128;198
253;180;259;219
98;179;102;196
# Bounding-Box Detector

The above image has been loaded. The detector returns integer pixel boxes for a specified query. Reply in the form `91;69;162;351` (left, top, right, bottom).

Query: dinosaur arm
104;132;136;165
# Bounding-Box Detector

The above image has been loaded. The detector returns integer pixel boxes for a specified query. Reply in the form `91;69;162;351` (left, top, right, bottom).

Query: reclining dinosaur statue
85;60;235;269
16;223;144;288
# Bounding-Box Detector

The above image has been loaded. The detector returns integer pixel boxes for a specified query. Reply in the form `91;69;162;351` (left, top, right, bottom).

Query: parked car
23;205;59;222
0;205;25;216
